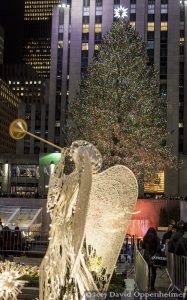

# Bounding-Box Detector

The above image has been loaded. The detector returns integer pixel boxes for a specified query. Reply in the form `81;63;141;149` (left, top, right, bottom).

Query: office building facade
0;79;20;153
0;64;48;155
48;0;187;197
23;0;62;78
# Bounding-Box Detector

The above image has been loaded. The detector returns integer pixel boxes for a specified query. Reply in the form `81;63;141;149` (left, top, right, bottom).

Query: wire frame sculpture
40;141;138;300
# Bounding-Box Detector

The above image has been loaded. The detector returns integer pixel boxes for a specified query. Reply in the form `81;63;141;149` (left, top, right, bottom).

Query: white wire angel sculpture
40;141;138;300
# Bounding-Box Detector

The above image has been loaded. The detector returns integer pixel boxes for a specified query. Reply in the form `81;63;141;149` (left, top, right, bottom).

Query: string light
68;19;177;181
0;261;39;300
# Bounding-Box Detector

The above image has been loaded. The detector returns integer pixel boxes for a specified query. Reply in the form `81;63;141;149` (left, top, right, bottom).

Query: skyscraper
48;0;187;197
23;0;61;78
0;64;48;155
0;79;20;153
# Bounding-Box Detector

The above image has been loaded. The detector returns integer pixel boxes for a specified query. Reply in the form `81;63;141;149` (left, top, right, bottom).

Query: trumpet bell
9;119;28;140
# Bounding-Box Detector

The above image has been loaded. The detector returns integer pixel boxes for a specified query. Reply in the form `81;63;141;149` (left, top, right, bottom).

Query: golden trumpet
9;119;62;151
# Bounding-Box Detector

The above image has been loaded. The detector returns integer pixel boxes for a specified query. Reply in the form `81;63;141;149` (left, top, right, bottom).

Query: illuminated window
83;24;89;33
147;22;155;31
130;22;136;29
148;4;155;14
95;44;100;50
161;22;168;31
144;171;165;194
161;4;168;14
180;37;185;44
58;41;63;48
96;6;102;15
130;4;136;13
95;24;102;33
83;7;90;16
59;25;64;33
82;43;89;50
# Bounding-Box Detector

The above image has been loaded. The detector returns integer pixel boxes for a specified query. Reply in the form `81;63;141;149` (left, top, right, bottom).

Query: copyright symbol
85;292;92;298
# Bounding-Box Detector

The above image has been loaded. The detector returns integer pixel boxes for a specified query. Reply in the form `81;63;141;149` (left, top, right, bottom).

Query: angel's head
69;140;102;174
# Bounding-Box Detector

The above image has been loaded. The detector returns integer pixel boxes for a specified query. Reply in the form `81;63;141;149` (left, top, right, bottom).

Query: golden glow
144;172;165;194
95;44;100;50
95;24;102;33
58;41;63;48
24;0;61;20
180;37;184;44
147;22;155;32
130;22;136;29
82;43;89;50
161;22;168;31
83;24;89;33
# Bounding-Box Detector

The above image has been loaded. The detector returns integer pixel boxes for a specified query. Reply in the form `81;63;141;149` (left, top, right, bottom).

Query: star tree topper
114;5;128;19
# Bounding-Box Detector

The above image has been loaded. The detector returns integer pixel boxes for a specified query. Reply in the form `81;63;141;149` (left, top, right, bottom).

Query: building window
144;172;165;194
147;22;155;31
130;22;136;29
161;22;168;31
130;4;136;14
96;6;102;15
59;25;64;33
83;0;90;6
82;43;89;50
83;7;90;16
83;16;89;24
148;6;155;14
96;0;102;6
161;4;168;14
83;24;89;33
95;24;102;33
147;40;154;49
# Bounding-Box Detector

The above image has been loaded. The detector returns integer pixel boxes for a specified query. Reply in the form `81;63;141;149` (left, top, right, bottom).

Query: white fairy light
0;261;39;300
114;5;128;19
40;140;138;299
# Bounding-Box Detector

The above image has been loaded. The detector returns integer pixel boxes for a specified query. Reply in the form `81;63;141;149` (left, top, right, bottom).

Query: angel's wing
71;147;93;274
85;165;138;289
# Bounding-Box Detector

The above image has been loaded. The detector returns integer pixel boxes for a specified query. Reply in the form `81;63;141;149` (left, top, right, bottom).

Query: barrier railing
134;246;149;291
118;235;142;263
0;230;48;256
167;251;187;293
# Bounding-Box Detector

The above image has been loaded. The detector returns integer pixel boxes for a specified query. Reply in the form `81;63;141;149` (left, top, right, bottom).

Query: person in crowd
0;219;3;251
168;222;184;254
0;219;3;231
175;223;187;257
2;226;12;257
142;227;160;291
12;226;22;251
162;224;173;245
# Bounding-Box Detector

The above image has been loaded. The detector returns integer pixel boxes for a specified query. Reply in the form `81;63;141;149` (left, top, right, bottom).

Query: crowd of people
164;221;187;256
141;220;187;291
0;218;22;254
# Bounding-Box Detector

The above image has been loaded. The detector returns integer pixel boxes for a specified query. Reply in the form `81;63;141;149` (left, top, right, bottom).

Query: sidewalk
116;262;182;300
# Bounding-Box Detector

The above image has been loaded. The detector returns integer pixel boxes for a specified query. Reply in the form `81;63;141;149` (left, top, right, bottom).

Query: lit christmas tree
68;19;176;180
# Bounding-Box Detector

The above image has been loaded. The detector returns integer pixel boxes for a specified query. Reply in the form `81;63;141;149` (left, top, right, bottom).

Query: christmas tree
68;19;176;180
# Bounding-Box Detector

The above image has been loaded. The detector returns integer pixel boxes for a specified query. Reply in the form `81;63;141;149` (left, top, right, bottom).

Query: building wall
0;79;20;153
0;65;48;155
0;26;4;64
44;0;187;197
23;0;61;78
